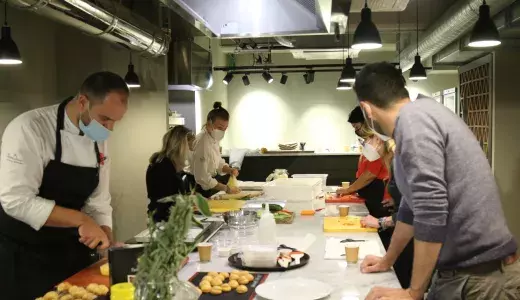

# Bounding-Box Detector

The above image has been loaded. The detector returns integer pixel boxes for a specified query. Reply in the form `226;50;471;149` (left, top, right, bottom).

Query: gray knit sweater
394;95;517;270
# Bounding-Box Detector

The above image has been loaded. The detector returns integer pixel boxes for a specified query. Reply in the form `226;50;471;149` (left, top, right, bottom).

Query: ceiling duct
399;0;516;71
160;0;333;38
433;0;520;65
8;0;170;56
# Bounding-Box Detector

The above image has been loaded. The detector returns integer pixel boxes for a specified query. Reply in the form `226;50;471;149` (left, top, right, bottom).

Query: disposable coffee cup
345;244;360;264
342;182;350;188
197;242;212;262
338;205;350;217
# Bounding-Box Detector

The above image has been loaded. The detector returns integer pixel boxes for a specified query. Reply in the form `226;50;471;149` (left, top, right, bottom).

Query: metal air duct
399;0;515;71
8;0;170;56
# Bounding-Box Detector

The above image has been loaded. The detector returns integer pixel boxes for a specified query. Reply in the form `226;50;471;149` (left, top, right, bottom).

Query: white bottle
258;203;277;245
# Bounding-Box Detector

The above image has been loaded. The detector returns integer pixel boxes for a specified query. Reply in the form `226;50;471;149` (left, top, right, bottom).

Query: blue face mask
79;106;110;142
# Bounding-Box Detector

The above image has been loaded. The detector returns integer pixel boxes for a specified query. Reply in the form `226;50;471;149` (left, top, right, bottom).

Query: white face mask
212;129;225;141
360;105;391;141
362;143;381;162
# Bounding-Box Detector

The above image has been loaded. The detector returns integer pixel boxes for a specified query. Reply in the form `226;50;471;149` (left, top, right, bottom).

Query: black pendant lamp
468;0;501;48
340;17;356;83
336;80;352;90
0;2;22;65
124;52;140;88
409;0;427;81
352;0;382;50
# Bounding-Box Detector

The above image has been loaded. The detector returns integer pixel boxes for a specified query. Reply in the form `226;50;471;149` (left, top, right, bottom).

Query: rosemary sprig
135;194;211;300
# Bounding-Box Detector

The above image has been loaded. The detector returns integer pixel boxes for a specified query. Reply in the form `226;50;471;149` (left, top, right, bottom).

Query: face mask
212;129;225;141
362;143;381;162
360;106;391;141
79;106;110;142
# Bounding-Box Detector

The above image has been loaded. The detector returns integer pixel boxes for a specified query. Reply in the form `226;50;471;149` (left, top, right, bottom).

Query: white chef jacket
0;104;112;231
190;129;228;190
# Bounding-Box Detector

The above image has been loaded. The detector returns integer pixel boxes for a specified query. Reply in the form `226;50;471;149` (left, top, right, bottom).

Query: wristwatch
378;217;386;231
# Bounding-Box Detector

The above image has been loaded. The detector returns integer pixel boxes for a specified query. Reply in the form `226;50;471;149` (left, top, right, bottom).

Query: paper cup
197;242;213;262
345;244;360;264
338;205;350;217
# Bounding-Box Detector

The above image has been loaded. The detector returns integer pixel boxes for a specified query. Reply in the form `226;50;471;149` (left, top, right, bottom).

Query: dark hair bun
213;101;223;109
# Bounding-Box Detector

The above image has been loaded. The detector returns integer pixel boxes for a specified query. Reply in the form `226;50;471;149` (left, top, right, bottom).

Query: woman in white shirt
191;102;240;197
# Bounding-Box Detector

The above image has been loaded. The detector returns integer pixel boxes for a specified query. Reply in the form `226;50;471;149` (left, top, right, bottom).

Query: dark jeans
428;258;520;300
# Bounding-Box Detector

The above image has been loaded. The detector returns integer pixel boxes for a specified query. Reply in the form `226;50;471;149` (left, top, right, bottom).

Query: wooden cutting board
216;191;263;200
323;216;378;233
207;199;246;213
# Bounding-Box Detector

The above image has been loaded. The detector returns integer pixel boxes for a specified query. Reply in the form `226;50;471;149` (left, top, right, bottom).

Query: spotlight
242;74;250;86
262;71;274;83
223;72;233;85
280;73;288;85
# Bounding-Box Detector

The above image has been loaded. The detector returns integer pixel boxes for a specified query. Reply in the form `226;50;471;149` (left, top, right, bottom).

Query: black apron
195;174;230;198
0;97;101;300
357;178;393;250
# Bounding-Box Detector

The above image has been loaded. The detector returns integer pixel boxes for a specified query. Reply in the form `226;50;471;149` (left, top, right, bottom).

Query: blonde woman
360;138;414;289
146;125;193;223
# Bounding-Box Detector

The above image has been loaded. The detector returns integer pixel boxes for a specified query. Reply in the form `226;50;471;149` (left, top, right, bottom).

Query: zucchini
262;203;283;213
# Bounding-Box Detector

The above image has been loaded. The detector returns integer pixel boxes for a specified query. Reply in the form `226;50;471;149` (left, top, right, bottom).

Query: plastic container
111;283;135;300
291;174;328;188
263;178;322;201
241;244;278;268
258;203;277;244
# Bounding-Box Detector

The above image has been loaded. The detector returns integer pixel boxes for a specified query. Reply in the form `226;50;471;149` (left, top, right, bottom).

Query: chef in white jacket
0;72;129;300
191;102;240;197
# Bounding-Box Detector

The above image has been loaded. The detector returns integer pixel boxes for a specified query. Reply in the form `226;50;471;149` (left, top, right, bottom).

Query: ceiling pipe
398;0;515;71
8;0;170;56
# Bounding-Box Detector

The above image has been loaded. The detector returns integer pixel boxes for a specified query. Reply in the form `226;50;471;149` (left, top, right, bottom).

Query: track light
222;72;233;85
124;52;140;88
409;0;427;81
337;81;352;90
242;74;250;86
340;57;356;83
0;2;22;65
308;71;315;83
262;71;274;83
409;55;427;81
303;71;315;84
468;1;501;48
280;73;288;85
352;0;382;50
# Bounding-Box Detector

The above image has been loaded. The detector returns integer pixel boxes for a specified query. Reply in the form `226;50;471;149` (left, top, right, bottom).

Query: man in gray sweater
355;62;519;300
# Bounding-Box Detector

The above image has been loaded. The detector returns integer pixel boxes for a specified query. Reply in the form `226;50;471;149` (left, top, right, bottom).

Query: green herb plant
135;193;212;300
